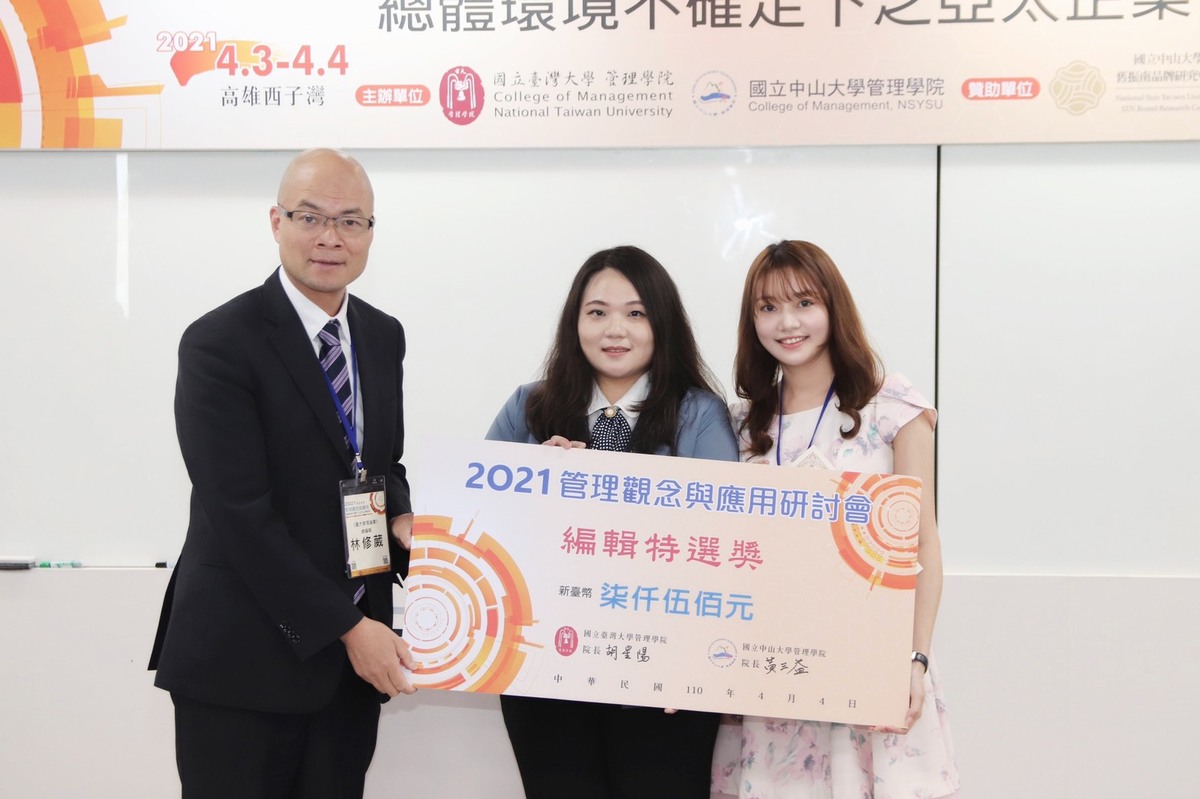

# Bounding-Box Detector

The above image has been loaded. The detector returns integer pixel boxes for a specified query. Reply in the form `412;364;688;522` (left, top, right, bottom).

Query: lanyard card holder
340;475;391;578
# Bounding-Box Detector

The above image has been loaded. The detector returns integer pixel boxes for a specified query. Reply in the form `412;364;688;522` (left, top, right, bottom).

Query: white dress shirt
585;372;651;433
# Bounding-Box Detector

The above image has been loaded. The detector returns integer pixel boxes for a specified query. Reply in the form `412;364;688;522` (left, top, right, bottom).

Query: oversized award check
404;439;920;727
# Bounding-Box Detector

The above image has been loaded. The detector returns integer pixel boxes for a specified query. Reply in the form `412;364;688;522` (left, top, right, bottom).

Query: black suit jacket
150;271;411;714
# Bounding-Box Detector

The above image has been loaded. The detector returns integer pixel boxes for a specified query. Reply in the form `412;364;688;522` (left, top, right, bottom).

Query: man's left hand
390;513;414;550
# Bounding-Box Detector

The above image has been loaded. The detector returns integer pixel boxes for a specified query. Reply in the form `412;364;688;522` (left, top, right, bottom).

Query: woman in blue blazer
486;245;738;799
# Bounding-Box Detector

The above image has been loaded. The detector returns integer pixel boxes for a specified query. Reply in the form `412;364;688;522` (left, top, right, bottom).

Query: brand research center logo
693;71;736;116
1050;60;1105;116
441;65;484;125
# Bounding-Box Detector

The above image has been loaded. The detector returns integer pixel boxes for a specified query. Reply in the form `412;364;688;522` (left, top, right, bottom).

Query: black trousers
172;663;380;799
501;694;719;799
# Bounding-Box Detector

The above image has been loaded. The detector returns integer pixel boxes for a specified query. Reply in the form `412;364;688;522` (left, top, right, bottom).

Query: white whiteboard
0;146;936;565
938;141;1200;576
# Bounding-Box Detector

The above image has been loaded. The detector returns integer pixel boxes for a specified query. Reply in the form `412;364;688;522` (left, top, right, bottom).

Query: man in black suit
149;149;416;798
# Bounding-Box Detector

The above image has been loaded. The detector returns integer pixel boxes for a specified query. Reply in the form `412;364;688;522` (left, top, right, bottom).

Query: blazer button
279;621;299;643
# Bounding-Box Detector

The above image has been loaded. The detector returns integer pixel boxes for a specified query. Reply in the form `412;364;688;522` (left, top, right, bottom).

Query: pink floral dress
711;374;959;799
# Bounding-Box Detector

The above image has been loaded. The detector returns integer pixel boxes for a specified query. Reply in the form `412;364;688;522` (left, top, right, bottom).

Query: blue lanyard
776;380;835;466
320;335;365;480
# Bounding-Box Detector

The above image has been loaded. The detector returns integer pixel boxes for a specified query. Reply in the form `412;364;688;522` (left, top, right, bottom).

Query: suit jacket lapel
262;273;353;467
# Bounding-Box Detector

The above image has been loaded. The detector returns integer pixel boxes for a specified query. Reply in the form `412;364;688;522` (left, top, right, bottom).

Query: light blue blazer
486;382;740;463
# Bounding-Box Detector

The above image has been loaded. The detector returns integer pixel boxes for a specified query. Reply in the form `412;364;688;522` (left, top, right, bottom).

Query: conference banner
402;438;921;727
3;0;1194;149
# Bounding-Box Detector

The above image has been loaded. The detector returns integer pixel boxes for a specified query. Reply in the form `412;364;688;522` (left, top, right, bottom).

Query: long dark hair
526;245;721;455
734;241;882;457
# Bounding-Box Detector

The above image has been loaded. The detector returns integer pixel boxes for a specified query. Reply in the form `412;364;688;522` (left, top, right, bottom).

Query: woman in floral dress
711;241;959;799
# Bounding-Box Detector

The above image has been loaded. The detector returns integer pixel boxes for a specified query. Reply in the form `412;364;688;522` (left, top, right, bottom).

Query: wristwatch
911;651;929;672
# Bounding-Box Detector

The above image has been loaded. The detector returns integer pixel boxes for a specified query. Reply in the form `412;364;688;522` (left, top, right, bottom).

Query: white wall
0;146;936;565
934;141;1200;798
4;571;1195;798
1;142;1198;798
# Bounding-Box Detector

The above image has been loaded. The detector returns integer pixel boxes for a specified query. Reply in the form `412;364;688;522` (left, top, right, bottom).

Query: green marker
37;560;83;568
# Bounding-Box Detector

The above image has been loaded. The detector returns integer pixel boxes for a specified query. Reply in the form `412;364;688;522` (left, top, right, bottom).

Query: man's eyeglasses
278;206;374;238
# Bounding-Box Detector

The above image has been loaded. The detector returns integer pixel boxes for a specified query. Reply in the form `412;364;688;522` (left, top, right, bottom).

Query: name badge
340;475;391;578
792;446;834;470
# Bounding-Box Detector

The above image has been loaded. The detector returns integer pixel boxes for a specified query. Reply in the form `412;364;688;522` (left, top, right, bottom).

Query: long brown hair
526;246;721;454
734;241;882;456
